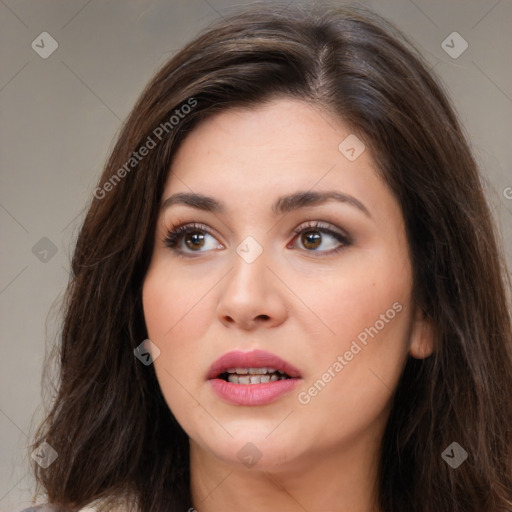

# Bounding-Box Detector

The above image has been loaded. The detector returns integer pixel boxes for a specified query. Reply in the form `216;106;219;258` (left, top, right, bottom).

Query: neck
189;433;382;512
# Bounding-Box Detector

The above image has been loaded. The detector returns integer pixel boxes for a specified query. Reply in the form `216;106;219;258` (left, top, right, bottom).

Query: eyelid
163;222;224;251
289;220;352;255
292;220;351;242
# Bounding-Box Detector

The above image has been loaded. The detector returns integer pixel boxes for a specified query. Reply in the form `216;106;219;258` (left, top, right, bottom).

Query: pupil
302;231;321;250
185;232;205;250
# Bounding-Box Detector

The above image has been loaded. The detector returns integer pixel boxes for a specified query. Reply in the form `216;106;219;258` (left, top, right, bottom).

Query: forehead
174;98;349;163
163;97;392;220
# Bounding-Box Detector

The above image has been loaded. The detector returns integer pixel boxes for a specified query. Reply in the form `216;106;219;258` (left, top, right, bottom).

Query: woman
24;2;512;511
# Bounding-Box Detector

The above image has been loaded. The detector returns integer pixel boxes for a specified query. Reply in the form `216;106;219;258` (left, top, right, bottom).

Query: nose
216;247;288;331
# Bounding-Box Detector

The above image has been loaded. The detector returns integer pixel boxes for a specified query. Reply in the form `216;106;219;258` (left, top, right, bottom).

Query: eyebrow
161;190;371;218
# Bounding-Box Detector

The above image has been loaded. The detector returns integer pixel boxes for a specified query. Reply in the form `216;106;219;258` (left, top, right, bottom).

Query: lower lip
209;377;301;406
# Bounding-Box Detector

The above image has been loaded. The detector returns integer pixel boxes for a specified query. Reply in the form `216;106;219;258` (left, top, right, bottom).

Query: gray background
1;0;511;510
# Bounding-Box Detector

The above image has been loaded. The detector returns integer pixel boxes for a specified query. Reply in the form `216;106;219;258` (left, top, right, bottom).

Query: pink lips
207;349;302;406
207;349;302;380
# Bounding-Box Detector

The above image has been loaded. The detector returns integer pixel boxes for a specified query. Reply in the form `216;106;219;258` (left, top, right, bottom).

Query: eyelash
163;221;352;257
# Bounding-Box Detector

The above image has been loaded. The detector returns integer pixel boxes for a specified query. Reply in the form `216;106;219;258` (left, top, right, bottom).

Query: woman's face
142;97;432;472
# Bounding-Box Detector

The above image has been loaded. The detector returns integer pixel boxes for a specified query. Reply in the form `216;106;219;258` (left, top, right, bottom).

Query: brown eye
184;231;206;250
291;221;352;255
164;223;222;254
301;231;322;250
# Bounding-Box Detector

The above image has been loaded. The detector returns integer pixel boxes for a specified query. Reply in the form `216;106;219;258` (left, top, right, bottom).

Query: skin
142;97;434;512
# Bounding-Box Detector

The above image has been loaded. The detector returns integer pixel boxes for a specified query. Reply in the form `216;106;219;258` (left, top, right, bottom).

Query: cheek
291;247;411;352
142;264;213;389
142;266;214;437
143;262;210;343
291;251;412;422
295;315;410;452
293;308;411;455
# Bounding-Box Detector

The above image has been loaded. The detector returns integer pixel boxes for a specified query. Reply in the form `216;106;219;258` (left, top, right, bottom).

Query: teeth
226;367;279;375
227;373;288;384
249;368;268;375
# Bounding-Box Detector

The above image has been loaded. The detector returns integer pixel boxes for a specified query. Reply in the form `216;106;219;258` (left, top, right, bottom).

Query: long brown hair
29;3;512;511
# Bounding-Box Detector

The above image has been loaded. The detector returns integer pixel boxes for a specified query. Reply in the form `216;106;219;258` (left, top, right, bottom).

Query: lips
207;349;302;380
207;349;303;406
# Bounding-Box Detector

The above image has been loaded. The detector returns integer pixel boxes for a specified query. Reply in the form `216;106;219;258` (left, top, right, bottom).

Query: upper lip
207;349;302;380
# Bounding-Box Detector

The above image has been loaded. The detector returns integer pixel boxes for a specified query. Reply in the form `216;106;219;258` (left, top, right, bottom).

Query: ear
409;305;435;359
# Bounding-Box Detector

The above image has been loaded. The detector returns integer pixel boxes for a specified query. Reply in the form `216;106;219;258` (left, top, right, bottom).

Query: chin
195;428;305;471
